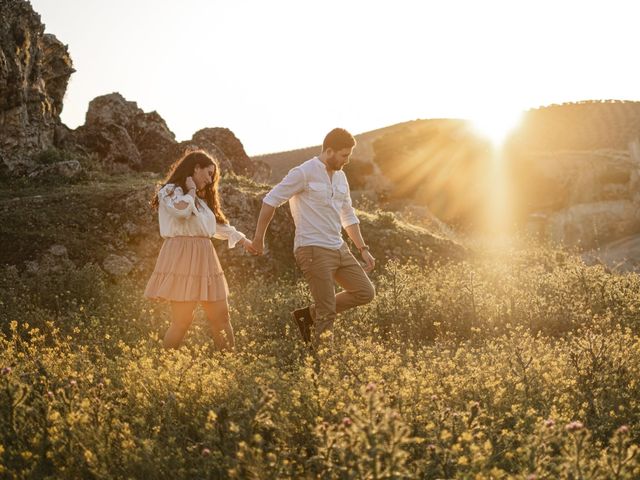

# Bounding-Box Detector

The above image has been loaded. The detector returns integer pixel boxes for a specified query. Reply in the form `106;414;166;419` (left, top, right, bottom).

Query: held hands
241;238;259;255
252;236;265;256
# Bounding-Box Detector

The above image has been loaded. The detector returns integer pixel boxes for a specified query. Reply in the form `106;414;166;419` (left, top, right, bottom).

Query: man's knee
357;282;376;305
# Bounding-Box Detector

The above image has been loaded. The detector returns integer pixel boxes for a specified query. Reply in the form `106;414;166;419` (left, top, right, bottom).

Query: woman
144;150;256;350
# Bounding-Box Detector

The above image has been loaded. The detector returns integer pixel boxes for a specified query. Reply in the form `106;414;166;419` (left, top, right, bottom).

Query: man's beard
327;157;345;170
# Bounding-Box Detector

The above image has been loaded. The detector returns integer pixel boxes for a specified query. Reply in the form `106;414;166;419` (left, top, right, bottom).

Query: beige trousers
294;243;375;343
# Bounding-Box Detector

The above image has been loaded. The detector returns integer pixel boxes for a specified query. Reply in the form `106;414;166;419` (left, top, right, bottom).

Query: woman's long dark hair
151;150;228;224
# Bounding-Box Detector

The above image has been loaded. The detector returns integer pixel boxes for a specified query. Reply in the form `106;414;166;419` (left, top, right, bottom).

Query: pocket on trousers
294;246;314;271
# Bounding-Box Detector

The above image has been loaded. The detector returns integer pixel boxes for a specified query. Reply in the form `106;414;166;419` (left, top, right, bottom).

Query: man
252;128;376;345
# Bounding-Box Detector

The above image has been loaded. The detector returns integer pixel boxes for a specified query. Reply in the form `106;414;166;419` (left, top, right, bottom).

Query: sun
470;109;523;147
466;107;524;240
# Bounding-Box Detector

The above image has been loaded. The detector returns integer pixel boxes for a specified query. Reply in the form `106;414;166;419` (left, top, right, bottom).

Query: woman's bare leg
164;301;198;349
201;299;235;351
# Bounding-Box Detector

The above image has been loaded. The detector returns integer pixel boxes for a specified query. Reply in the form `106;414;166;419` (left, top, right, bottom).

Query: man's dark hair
322;128;356;152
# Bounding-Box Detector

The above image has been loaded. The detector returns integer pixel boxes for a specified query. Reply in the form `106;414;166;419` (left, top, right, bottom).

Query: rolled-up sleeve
159;185;197;218
263;167;305;207
340;184;359;228
214;223;246;248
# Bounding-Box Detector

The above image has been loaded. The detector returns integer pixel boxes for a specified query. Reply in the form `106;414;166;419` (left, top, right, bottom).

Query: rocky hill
0;0;270;182
0;173;465;282
0;1;465;281
0;0;74;175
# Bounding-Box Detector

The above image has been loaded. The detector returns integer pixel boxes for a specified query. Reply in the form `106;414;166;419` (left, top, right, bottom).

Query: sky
30;0;640;155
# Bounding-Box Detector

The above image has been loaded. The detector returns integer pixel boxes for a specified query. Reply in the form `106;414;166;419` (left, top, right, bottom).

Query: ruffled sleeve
158;184;197;218
214;223;246;248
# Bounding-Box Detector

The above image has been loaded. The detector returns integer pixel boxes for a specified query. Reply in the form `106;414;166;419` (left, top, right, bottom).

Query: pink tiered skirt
144;237;229;302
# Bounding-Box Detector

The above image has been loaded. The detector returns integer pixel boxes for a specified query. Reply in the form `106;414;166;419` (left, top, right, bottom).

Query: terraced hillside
507;100;640;153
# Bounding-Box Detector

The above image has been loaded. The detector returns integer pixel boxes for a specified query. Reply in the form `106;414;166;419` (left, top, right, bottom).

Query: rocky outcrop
0;2;267;180
504;102;640;251
72;93;271;179
192;128;247;174
73;93;175;172
0;0;75;174
191;128;270;182
513;147;640;248
102;254;134;276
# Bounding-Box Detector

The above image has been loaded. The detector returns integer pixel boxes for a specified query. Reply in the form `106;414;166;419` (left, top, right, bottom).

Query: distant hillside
365;100;640;253
252;120;437;184
257;101;640;185
506;100;640;153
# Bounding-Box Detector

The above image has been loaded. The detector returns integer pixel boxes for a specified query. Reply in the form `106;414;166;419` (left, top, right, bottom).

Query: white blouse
157;184;246;248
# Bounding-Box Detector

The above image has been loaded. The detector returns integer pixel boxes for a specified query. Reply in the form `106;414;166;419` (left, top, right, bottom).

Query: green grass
0;175;155;266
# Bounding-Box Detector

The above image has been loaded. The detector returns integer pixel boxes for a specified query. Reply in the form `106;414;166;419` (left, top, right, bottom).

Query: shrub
1;246;639;478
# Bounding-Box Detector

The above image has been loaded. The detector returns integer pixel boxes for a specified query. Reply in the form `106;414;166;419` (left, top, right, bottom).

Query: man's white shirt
263;157;359;251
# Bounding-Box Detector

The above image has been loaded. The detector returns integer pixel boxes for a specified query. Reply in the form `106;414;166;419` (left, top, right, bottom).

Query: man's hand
252;236;265;255
361;249;375;272
252;203;276;257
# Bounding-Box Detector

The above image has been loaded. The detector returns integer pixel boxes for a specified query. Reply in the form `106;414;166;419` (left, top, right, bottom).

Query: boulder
73;93;175;172
24;243;75;275
74;122;141;171
72;93;266;176
84;92;140;127
102;254;134;276
192;127;270;180
130;111;177;171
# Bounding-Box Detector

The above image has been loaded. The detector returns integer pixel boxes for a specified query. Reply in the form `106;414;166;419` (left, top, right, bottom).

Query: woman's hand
242;238;259;255
185;176;197;192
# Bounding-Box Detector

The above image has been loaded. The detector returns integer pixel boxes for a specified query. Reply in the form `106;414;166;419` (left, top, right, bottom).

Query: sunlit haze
470;109;524;148
30;0;640;155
